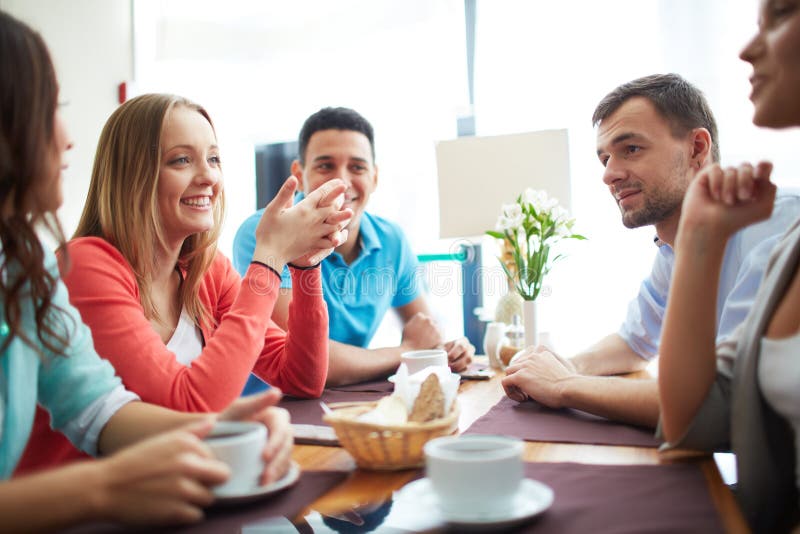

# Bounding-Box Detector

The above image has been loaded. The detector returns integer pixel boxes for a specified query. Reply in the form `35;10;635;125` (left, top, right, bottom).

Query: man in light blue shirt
502;74;800;427
234;107;474;391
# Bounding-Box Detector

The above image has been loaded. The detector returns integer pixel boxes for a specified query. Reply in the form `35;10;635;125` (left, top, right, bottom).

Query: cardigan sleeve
60;238;280;412
251;265;329;398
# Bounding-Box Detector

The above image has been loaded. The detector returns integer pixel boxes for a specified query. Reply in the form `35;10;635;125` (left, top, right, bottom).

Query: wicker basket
323;400;459;470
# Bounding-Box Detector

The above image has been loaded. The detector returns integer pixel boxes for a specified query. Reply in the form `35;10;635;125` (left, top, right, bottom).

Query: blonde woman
17;94;351;473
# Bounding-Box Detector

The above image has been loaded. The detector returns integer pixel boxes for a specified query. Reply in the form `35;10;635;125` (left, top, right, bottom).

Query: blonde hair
75;93;225;328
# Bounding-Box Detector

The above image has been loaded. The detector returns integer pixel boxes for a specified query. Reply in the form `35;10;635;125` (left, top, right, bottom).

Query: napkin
355;364;460;425
393;363;460;413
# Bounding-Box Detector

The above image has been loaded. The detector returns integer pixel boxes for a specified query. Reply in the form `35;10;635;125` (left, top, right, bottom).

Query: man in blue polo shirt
234;107;474;390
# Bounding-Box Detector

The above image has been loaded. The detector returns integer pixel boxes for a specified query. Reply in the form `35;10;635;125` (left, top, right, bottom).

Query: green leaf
486;230;505;239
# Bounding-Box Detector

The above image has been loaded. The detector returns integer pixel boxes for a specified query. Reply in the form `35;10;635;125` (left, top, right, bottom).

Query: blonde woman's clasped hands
253;177;353;269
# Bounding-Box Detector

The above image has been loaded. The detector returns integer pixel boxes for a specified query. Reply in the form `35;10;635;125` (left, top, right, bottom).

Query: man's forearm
559;376;660;428
570;333;650;376
325;340;402;386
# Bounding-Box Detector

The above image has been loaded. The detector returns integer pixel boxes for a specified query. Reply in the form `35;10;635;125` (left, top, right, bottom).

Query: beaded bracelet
250;260;282;281
287;262;321;270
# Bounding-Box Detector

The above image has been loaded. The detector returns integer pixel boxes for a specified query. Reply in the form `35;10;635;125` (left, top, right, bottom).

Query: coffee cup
400;349;448;375
424;435;524;518
204;421;267;496
483;322;506;369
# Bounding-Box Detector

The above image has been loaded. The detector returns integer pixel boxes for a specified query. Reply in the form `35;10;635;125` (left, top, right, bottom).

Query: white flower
494;215;508;232
522;188;539;206
502;202;522;219
495;215;521;232
523;188;559;214
555;221;572;238
528;233;541;252
489;189;584;301
552;205;569;222
496;203;523;230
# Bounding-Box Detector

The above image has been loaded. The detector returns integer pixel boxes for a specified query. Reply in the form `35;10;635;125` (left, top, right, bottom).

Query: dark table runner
390;461;723;533
464;396;660;447
326;377;395;393
324;361;489;394
280;389;388;426
517;462;724;533
65;469;349;534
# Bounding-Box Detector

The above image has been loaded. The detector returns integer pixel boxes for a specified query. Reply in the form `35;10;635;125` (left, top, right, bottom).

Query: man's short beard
620;150;690;229
621;196;681;229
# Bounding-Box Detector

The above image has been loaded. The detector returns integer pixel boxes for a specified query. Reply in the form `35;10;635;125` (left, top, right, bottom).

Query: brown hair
592;73;720;163
74;93;225;328
0;11;71;357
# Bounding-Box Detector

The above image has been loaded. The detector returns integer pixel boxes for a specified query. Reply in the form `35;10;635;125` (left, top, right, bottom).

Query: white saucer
213;461;301;506
397;477;553;529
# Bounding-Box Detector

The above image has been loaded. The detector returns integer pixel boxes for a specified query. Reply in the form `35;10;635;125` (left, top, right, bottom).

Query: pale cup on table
423;435;524;519
204;421;267;496
483;321;506;369
400;349;448;374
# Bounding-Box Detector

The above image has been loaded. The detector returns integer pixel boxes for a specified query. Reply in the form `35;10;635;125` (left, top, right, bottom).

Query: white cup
204;421;267;496
483;322;506;369
400;349;448;374
424;435;524;518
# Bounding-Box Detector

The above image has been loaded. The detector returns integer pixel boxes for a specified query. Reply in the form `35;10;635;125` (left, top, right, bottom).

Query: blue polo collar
328;211;382;267
357;212;382;255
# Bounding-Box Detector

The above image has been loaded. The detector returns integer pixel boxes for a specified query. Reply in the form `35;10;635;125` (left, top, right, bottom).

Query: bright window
134;0;800;355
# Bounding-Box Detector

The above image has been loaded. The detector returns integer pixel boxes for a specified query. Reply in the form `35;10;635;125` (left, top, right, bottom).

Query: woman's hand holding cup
217;388;293;486
92;418;228;525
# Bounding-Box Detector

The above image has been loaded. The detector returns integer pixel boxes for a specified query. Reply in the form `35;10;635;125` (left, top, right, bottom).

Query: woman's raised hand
252;177;353;270
290;180;355;267
679;161;777;240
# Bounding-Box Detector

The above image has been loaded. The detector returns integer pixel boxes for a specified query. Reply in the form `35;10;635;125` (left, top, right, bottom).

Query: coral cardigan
15;237;328;474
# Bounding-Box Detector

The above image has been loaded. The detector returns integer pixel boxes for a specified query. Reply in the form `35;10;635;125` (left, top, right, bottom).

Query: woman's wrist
288;261;320;270
62;458;113;522
251;245;288;274
250;260;283;282
675;224;728;258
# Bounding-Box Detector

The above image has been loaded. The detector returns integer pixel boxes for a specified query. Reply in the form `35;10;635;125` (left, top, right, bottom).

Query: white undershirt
166;309;204;366
759;333;800;501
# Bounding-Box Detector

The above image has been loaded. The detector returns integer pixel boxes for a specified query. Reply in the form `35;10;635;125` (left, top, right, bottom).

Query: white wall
0;0;133;236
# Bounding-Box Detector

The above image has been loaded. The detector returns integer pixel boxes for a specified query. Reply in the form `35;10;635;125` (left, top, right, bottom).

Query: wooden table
292;366;750;533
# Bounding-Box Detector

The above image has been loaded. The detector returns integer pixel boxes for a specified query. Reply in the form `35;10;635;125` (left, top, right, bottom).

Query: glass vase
495;285;523;325
523;299;538;348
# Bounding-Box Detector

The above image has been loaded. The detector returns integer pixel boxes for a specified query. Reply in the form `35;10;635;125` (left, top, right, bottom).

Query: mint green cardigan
0;248;130;478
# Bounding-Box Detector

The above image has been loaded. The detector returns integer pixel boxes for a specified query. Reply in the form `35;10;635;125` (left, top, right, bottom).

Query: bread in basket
323;399;459;470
